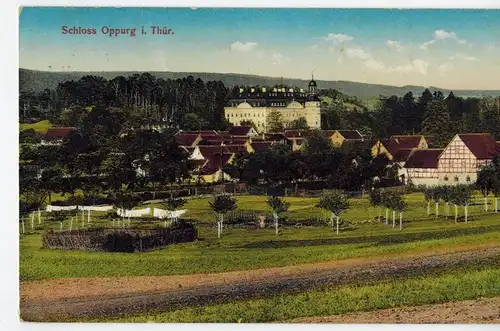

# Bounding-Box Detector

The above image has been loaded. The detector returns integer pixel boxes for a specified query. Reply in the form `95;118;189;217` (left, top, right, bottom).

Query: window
466;176;471;182
454;176;459;182
444;176;449;181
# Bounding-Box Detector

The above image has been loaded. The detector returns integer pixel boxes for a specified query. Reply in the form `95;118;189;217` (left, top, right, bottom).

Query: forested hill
19;68;500;99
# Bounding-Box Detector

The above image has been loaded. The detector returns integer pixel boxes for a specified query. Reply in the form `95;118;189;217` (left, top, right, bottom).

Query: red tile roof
263;133;287;142
225;144;249;155
228;126;253;136
42;127;74;141
284;130;311;138
336;130;363;140
197;153;233;175
386;135;424;156
174;134;200;147
251;141;270;151
404;149;444;169
392;148;415;163
458;134;500;160
198;145;230;158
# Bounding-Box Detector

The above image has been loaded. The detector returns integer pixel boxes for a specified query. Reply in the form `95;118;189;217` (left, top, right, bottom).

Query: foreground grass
19;120;52;134
20;214;500;281
101;264;500;323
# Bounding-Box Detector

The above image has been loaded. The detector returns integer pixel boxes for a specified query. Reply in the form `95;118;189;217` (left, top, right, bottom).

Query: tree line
224;130;393;191
19;73;230;131
321;89;500;146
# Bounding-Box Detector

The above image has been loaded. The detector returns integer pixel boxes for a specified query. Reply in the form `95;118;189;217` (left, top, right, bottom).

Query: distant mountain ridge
19;68;500;99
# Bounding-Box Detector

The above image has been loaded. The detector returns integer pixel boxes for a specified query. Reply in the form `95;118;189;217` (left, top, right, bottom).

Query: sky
19;7;500;90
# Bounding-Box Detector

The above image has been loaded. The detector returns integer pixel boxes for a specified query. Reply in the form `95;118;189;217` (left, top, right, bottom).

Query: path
295;296;500;323
20;244;500;322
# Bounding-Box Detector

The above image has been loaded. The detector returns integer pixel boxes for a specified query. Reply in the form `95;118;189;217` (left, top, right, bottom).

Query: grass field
145;192;496;223
20;192;500;281
101;262;500;323
19;120;52;134
19;192;500;322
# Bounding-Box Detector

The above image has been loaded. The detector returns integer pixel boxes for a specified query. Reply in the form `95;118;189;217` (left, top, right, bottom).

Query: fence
42;223;197;252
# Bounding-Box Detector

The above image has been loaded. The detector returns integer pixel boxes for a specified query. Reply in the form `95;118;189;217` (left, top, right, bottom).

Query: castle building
224;77;321;132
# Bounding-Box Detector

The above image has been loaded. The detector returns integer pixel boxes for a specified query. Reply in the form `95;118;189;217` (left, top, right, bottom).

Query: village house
41;127;74;146
404;149;444;186
328;130;364;147
404;133;500;186
436;133;500;185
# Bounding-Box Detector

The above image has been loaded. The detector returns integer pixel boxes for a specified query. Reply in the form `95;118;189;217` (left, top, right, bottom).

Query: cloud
230;41;258;52
310;44;319;49
434;29;466;44
386;40;403;51
420;40;436;50
324;33;354;43
271;51;290;65
420;29;466;50
449;54;477;61
345;47;428;75
438;62;454;76
345;48;371;60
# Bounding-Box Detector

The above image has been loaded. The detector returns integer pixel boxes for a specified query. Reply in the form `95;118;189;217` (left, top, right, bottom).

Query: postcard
18;7;500;324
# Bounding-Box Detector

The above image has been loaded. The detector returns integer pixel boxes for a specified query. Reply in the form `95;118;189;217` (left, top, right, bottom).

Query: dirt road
295;296;500;323
20;245;500;322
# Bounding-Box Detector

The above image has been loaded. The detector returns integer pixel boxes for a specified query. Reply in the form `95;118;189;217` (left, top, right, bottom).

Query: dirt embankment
295;296;500;324
20;245;500;322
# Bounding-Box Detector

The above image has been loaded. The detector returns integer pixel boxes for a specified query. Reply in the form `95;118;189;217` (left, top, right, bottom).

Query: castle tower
308;73;317;96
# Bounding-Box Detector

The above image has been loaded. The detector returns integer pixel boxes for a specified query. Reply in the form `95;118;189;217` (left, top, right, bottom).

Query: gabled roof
336;130;363;140
263;133;288;142
386;135;424;156
197;153;233;175
284;130;311;139
392;148;415;163
228;126;254;136
322;130;336;138
404;149;444;169
251;141;270;151
42;127;74;141
198;145;230;158
225;144;249;155
174;134;200;147
177;130;219;136
458;133;500;160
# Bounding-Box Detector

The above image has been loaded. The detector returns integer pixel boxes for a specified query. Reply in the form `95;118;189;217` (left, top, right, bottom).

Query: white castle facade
224;78;321;132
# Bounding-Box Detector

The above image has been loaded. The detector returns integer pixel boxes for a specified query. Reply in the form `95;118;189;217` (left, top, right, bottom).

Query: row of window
443;175;471;182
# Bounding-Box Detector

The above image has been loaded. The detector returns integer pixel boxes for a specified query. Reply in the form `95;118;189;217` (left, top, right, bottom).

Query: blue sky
19;7;500;89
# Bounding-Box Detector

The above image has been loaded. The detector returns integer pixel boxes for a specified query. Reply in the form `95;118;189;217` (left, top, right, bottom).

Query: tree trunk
378;209;381;223
455;204;458;223
385;208;389;225
496;198;498;213
217;220;221;239
331;213;335;231
399;212;403;230
392;210;396;228
427;201;430;216
336;215;340;235
31;213;35;231
435;202;439;218
485;196;488;212
465;205;468;223
70;217;73;231
275;214;279;237
60;221;62;231
445;202;449;219
38;209;41;224
88;210;91;223
221;214;224;234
